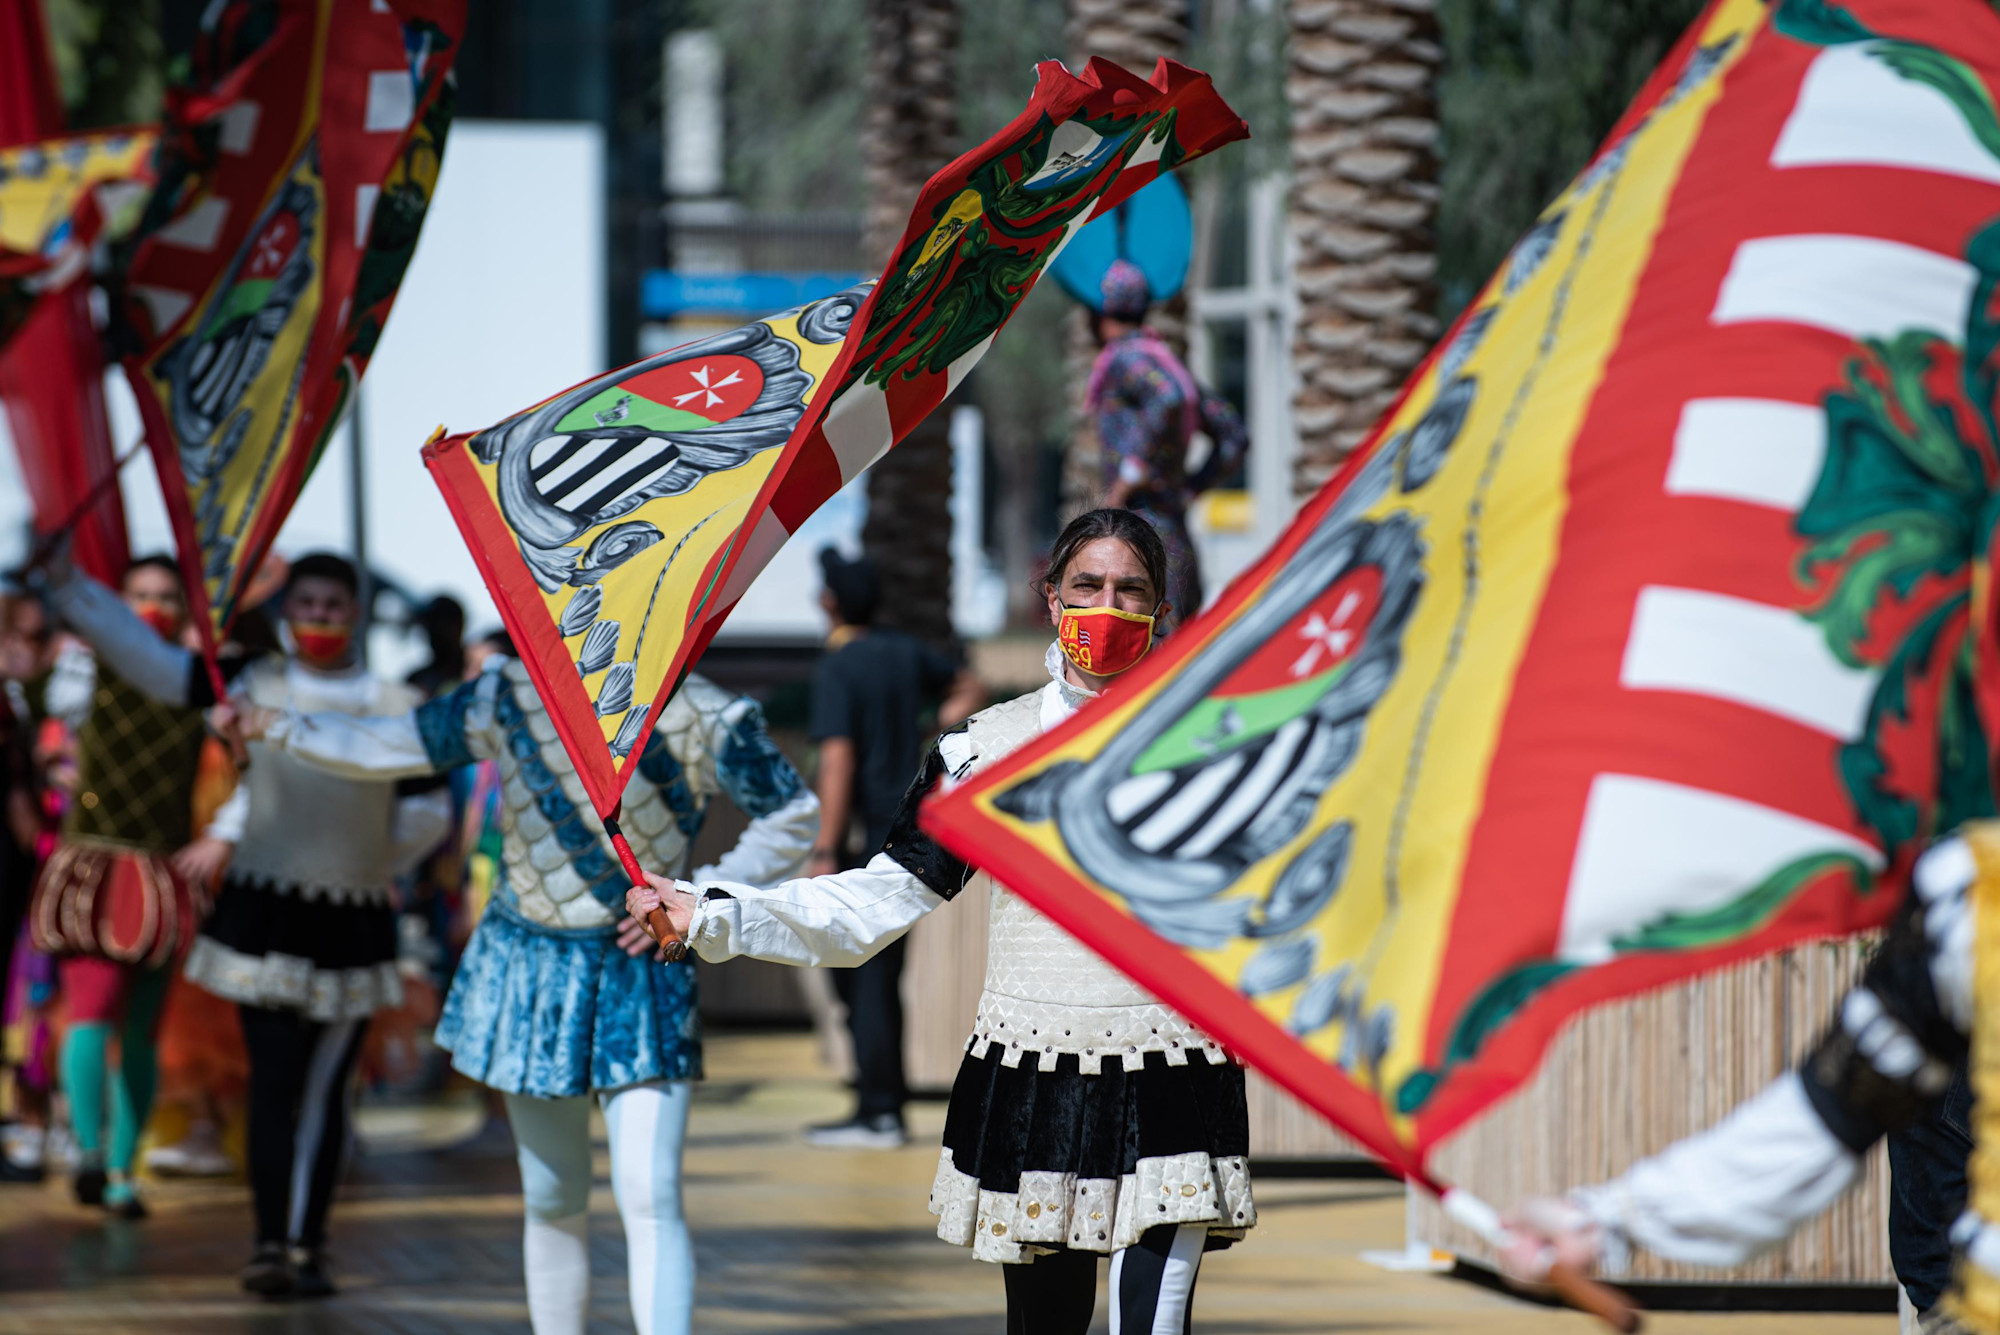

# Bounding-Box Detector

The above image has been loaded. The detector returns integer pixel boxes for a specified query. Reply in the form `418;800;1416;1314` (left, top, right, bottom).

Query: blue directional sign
641;271;865;319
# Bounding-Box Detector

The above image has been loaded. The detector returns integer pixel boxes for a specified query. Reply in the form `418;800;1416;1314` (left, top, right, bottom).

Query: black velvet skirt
182;873;403;1022
930;1043;1255;1260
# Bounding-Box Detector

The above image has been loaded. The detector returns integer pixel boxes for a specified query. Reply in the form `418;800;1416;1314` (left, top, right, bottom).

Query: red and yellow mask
1056;603;1157;678
289;621;354;665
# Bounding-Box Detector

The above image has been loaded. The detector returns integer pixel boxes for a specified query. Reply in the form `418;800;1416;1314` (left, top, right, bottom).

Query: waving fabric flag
925;0;2000;1178
0;127;155;584
0;130;155;345
120;0;462;650
424;58;1247;823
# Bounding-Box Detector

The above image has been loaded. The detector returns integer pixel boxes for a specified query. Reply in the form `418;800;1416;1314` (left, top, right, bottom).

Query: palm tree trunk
1286;0;1443;496
1059;0;1189;522
859;0;961;648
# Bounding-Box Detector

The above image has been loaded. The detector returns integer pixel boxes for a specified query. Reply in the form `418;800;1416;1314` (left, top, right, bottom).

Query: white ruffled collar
1042;640;1097;730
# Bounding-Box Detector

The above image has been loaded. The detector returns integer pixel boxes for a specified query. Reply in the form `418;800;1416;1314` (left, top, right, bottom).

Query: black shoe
73;1166;106;1206
102;1186;149;1221
290;1247;336;1299
0;1157;43;1184
240;1243;293;1297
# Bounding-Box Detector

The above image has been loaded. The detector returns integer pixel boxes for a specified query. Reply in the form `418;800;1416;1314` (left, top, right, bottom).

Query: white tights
506;1081;694;1335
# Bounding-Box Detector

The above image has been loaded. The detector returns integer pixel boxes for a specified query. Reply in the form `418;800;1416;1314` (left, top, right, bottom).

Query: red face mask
134;604;182;640
1056;603;1156;677
290;621;354;665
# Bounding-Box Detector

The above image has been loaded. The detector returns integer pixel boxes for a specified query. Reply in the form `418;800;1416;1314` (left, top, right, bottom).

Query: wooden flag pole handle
1439;1187;1641;1332
603;812;689;962
1547;1262;1642;1333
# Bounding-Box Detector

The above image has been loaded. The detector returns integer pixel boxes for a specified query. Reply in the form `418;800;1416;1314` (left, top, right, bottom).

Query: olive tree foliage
1435;0;1705;316
695;0;871;214
42;0;169;129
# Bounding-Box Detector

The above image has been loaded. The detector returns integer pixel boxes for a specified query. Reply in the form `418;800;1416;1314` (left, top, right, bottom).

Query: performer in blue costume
235;654;818;1335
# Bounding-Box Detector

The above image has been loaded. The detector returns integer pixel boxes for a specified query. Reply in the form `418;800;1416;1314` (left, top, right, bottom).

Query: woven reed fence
1409;938;1893;1284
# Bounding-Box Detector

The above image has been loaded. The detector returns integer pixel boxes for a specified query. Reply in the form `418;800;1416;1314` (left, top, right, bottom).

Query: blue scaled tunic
409;659;817;1097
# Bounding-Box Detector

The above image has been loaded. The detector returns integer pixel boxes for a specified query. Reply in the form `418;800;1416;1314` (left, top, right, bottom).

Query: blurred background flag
0;128;155;345
423;57;1248;830
120;0;465;655
924;0;2000;1180
0;0;155;587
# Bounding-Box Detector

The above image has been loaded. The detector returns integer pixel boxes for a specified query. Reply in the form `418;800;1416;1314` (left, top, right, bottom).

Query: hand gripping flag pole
602;807;688;962
1434;1184;1640;1331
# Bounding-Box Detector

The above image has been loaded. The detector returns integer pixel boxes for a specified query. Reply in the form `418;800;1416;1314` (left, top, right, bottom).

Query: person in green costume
30;555;240;1219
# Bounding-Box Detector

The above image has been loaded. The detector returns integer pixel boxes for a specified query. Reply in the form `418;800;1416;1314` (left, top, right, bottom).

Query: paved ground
0;1032;1898;1333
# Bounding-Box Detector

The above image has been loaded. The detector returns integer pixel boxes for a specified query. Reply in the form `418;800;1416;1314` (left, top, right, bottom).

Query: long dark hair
1037;509;1169;607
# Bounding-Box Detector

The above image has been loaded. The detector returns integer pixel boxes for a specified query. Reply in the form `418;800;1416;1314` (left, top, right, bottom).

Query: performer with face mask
629;509;1257;1335
28;554;240;1220
184;552;452;1298
226;614;820;1335
48;549;453;1293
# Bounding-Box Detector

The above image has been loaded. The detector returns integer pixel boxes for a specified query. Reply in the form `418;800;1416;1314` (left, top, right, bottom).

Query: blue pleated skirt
435;897;702;1098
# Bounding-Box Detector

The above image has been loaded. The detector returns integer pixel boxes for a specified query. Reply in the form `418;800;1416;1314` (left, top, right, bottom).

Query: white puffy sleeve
684;852;946;968
1569;1072;1862;1269
262;670;503;779
1568;834;1977;1271
656;682;819;890
387;786;456;877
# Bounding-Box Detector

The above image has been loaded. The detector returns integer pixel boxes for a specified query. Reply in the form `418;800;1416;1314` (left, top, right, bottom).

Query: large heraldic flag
424;58;1247;823
122;0;464;655
926;0;2000;1178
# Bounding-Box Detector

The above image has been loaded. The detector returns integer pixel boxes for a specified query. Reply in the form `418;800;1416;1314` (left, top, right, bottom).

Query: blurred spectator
145;600;276;1177
462;627;515;682
804;549;983;1149
0;593;51;1183
406;596;467;698
1087;257;1248;617
390;596;476;1083
144;731;253;1180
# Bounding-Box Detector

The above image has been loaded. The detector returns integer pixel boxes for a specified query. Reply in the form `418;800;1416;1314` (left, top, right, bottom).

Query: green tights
60;965;171;1191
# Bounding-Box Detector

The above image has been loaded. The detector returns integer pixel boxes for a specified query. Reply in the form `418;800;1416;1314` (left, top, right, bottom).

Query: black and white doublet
683;664;1256;1264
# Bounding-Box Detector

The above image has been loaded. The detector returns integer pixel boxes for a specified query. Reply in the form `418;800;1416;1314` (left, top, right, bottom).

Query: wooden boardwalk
0;1032;1895;1333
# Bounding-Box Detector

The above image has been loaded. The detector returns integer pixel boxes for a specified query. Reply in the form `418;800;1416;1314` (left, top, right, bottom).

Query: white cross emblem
1288;589;1364;679
253;226;288;272
671;362;744;410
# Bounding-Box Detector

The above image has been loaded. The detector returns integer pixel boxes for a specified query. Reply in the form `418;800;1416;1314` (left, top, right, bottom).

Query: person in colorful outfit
1494;827;1996;1333
47;551;449;1294
1087;258;1248;617
28;555;235;1218
0;591;53;1184
234;653;819;1335
632;510;1255;1335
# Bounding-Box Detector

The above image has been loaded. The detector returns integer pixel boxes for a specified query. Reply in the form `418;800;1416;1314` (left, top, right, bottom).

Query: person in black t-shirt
805;549;984;1148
